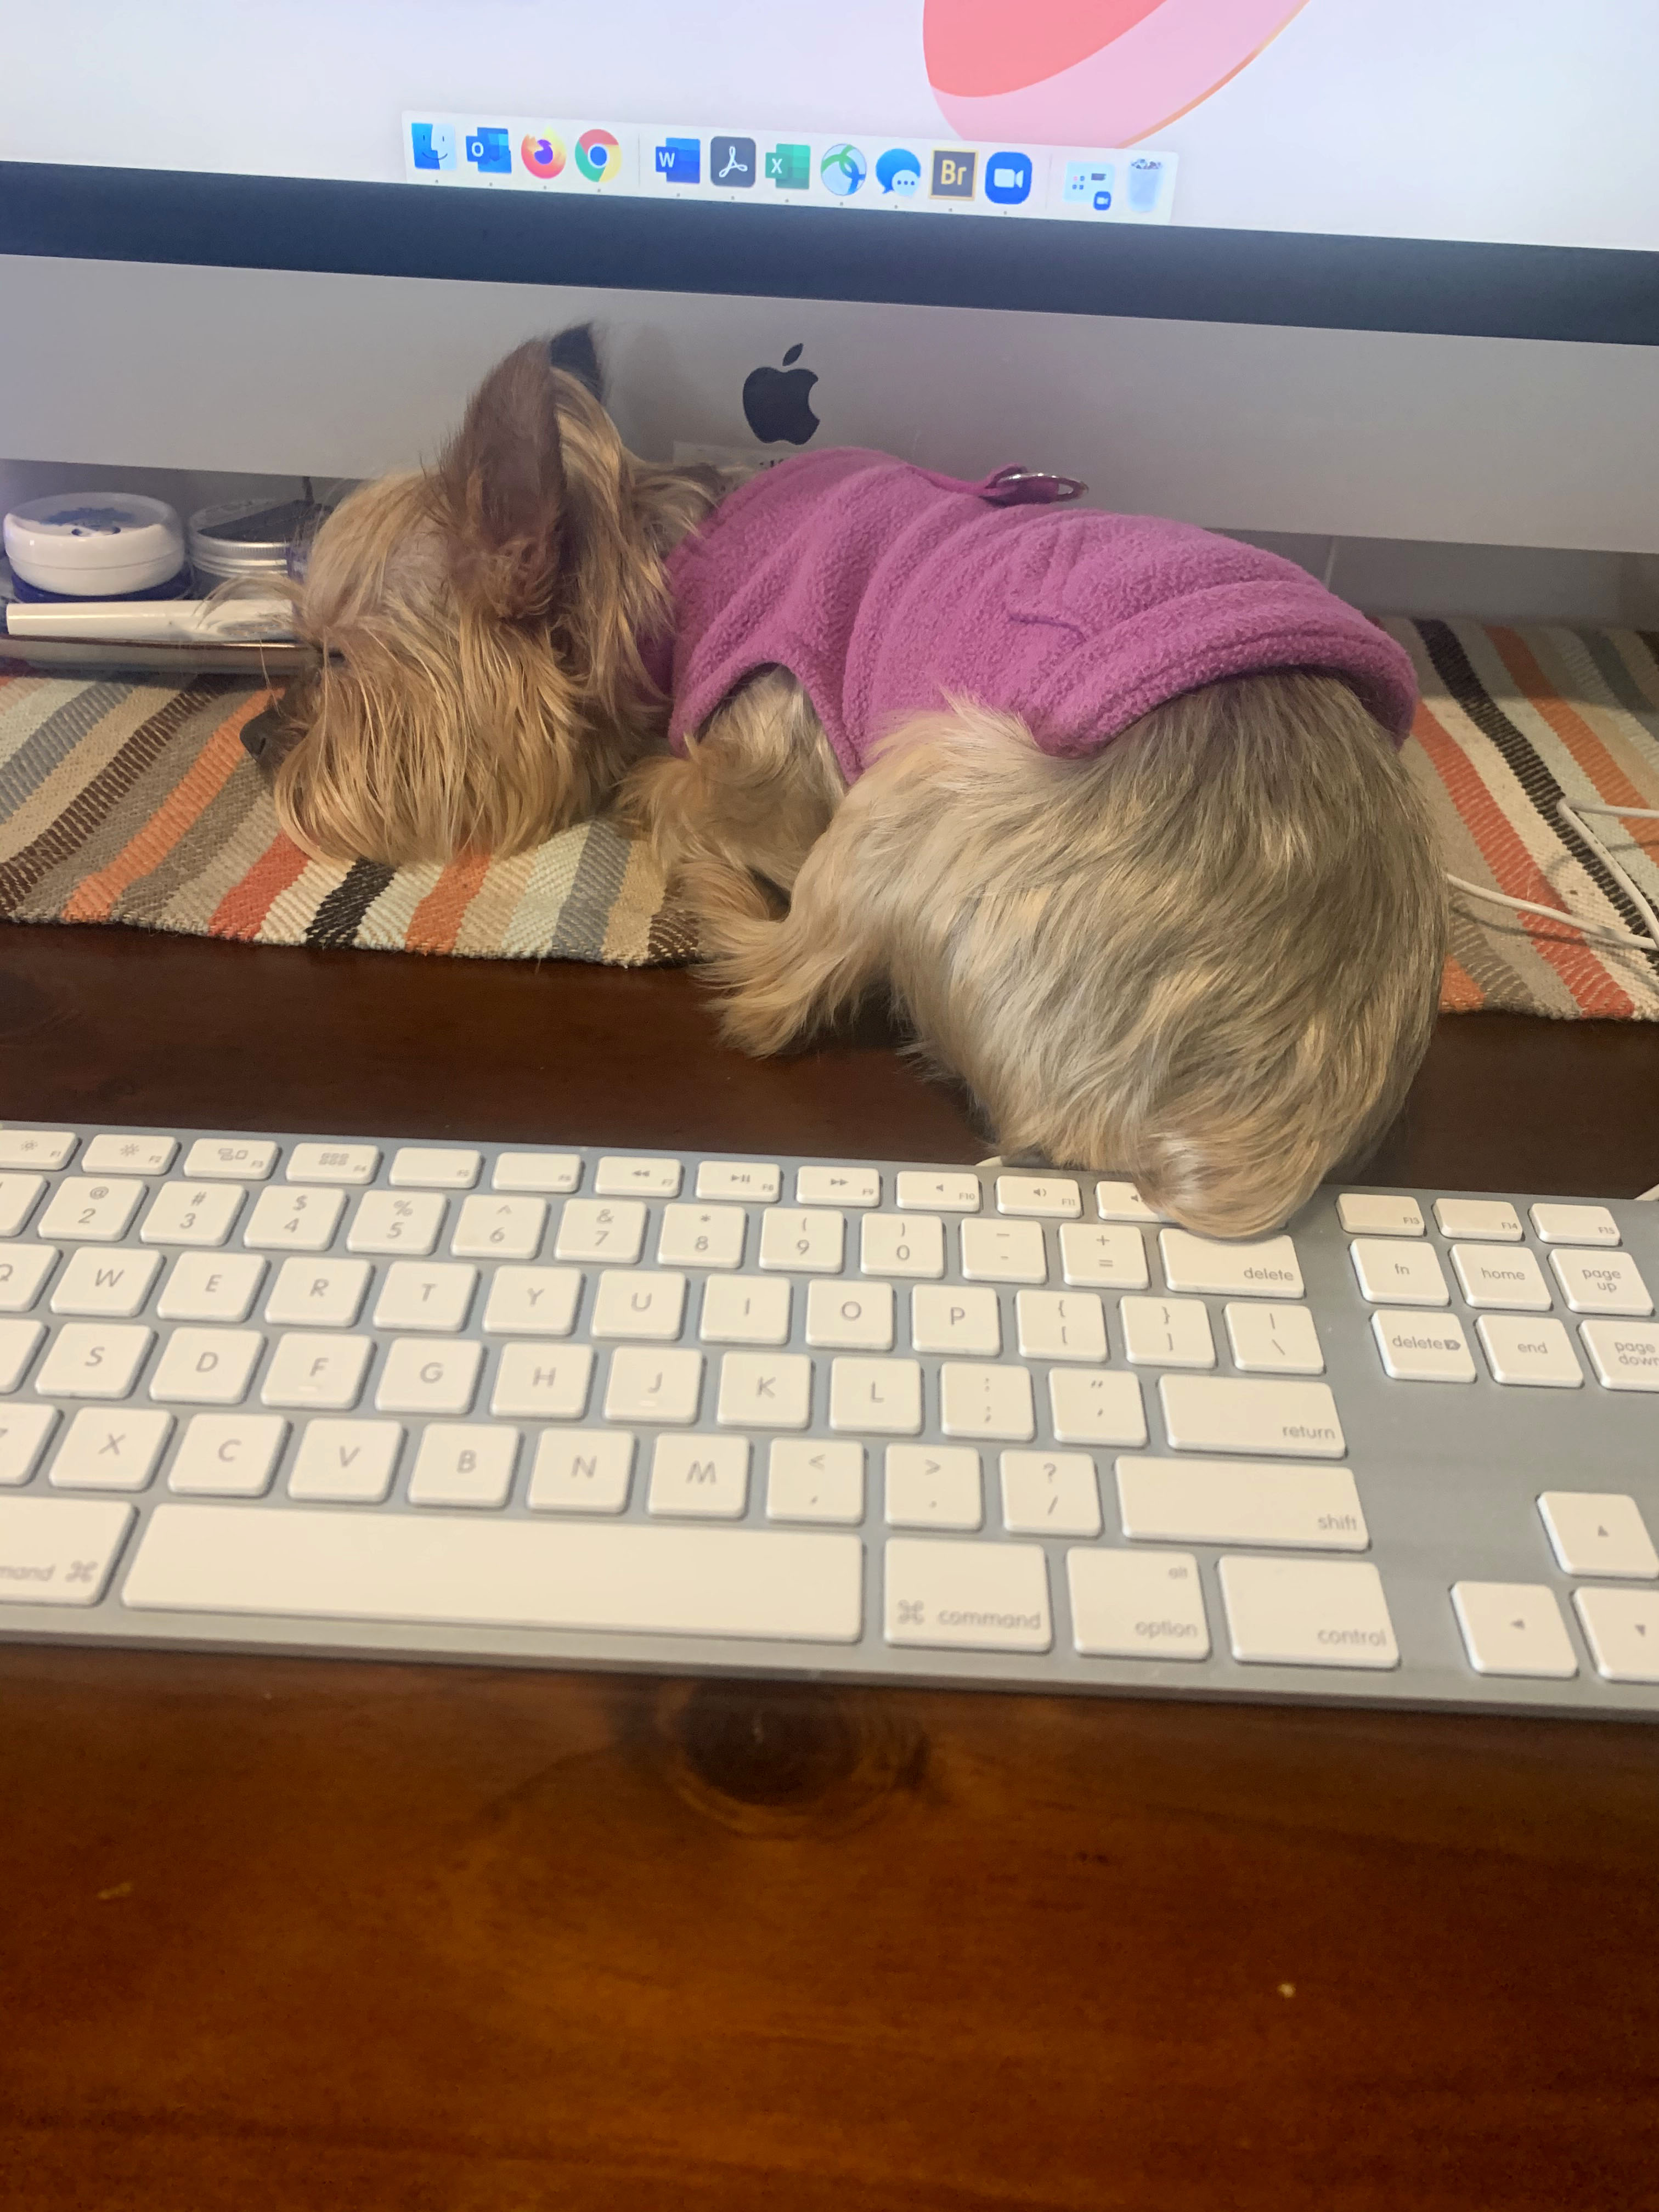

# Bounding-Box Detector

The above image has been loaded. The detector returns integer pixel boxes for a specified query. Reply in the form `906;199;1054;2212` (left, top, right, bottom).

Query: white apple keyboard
0;1120;1656;1719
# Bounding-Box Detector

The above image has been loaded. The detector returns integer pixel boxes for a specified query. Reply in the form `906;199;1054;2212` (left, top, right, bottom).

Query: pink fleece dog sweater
658;448;1417;779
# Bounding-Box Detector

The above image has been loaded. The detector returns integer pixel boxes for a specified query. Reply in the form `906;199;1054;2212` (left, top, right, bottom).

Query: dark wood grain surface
1;923;1656;2212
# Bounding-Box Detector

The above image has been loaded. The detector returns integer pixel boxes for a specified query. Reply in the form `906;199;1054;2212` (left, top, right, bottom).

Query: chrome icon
574;129;621;183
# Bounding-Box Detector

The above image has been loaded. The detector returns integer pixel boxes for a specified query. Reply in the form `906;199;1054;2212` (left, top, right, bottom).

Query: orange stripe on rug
1488;628;1656;845
1414;702;1634;1017
60;691;273;923
208;832;313;938
407;851;492;953
1440;952;1485;1011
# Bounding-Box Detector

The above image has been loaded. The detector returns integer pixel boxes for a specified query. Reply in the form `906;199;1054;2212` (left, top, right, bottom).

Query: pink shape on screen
925;0;1312;145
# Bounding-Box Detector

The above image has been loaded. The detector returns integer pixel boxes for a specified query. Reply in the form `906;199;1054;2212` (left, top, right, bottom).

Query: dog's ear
437;340;572;621
548;323;603;401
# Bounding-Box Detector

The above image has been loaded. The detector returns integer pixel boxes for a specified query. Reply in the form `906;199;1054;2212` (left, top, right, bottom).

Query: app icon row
404;119;1177;222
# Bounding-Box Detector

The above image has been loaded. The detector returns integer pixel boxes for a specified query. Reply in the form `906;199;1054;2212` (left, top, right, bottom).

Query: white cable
1445;799;1659;954
1445;872;1658;950
1558;800;1659;956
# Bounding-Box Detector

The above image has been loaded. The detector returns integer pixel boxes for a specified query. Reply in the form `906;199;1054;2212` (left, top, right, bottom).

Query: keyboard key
861;1213;945;1278
1531;1203;1618;1246
805;1279;894;1350
940;1362;1035;1441
699;1276;791;1346
286;1142;379;1185
1224;1302;1323;1375
595;1155;681;1198
49;1407;171;1492
1336;1193;1424;1237
491;1336;592;1424
140;1182;245;1248
716;1351;812;1429
260;1333;372;1410
1579;1320;1659;1391
1537;1492;1658;1578
168;1414;287;1497
527;1429;633;1514
450;1195;546;1260
1000;1450;1102;1537
38;1178;145;1244
657;1203;746;1271
408;1425;518;1509
376;1339;482;1416
1068;1548;1209;1660
895;1171;979;1212
1116;1455;1368;1550
347;1190;447;1256
910;1284;1000;1356
125;1505;864;1643
759;1208;844;1274
0;1404;58;1486
1451;1581;1577;1678
374;1262;478;1334
50;1248;161;1318
996;1175;1080;1219
0;1494;130;1605
1160;1375;1346;1457
960;1218;1047;1284
1015;1290;1107;1363
1549;1249;1652;1316
493;1152;582;1194
184;1138;276;1181
648;1435;749;1519
244;1185;345;1253
390;1147;480;1190
1094;1181;1160;1223
1433;1198;1522;1242
767;1440;865;1524
289;1419;403;1503
830;1356;923;1435
35;1322;146;1400
1350;1238;1450;1306
602;1347;703;1425
1573;1587;1659;1684
0;1130;75;1170
0;1176;45;1238
264;1257;370;1330
1476;1313;1581;1386
481;1266;582;1336
695;1160;780;1203
1048;1369;1148;1446
1121;1296;1215;1368
590;1269;687;1342
0;1244;57;1313
885;1444;983;1530
1451;1242;1551;1311
1371;1310;1477;1383
1159;1231;1303;1299
796;1165;878;1207
157;1252;266;1323
149;1327;263;1406
555;1199;646;1265
1219;1556;1398;1668
884;1537;1051;1651
1058;1223;1148;1290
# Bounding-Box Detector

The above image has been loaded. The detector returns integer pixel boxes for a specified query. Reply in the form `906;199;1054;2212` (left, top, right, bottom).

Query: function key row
1337;1192;1623;1246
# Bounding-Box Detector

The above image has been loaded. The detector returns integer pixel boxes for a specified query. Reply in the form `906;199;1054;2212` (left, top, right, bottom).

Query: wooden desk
2;926;1656;2212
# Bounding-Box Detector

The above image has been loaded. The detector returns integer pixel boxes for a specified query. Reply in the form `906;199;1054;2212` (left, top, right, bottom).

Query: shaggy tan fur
276;333;1445;1234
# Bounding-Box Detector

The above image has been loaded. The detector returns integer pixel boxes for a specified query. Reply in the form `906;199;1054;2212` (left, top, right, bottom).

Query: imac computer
1;0;1656;601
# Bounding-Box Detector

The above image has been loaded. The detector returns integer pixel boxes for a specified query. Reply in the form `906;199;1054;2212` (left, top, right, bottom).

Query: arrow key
1538;1492;1658;1578
1574;1587;1659;1683
1452;1581;1577;1678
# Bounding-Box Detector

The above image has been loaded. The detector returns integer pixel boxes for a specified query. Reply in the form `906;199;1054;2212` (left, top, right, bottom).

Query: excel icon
930;149;977;199
766;142;811;190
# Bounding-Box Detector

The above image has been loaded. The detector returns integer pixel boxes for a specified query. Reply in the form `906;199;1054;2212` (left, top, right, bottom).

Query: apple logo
742;343;820;445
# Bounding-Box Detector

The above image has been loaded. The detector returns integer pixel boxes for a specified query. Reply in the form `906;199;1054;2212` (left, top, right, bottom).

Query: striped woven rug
2;619;1657;1013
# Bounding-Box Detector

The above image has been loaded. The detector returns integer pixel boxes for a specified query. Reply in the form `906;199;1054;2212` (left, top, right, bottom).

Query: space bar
122;1505;864;1644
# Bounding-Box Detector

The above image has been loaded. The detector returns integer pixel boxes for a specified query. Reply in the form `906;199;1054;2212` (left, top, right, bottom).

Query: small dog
269;331;1445;1236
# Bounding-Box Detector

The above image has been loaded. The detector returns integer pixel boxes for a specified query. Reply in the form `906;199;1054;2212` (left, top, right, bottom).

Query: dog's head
259;330;711;866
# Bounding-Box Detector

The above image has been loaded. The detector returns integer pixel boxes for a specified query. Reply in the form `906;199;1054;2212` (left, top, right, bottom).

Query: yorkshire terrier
265;329;1445;1237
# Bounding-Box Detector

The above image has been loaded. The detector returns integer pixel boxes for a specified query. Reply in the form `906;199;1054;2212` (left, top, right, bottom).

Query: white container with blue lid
3;494;187;597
